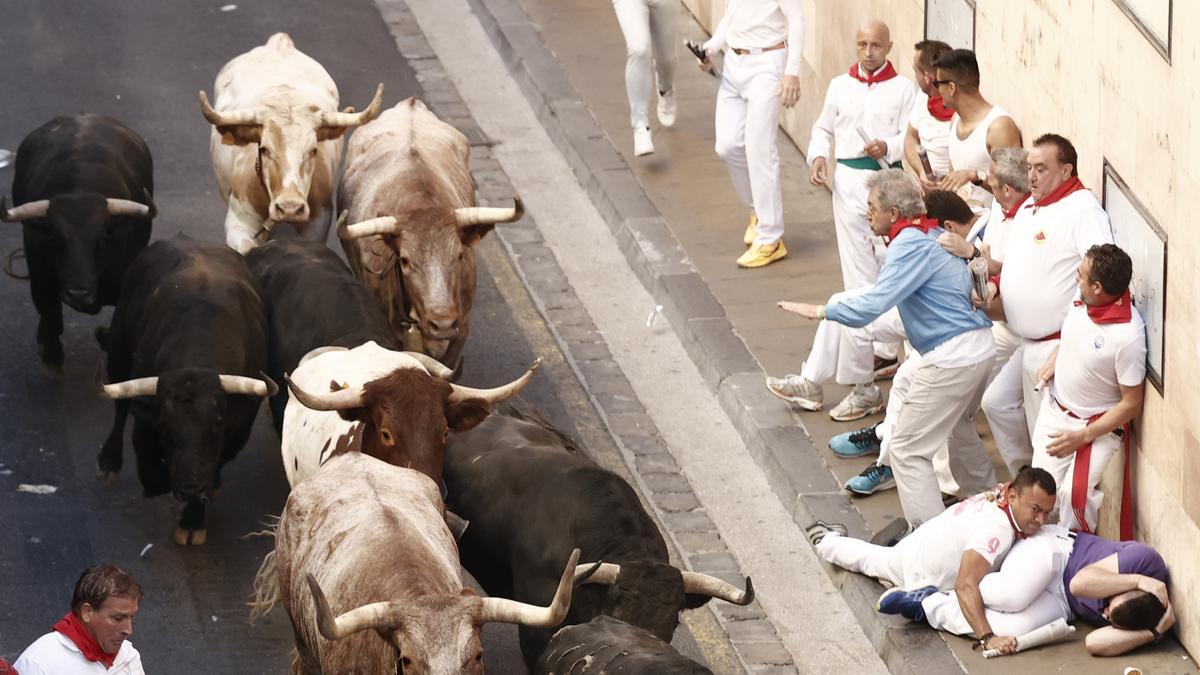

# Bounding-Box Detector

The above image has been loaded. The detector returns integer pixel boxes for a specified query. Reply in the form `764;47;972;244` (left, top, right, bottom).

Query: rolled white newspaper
855;126;891;170
969;256;990;307
982;618;1076;658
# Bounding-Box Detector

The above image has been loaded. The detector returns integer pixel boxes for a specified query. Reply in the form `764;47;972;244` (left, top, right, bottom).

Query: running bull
2;114;154;368
444;410;754;669
200;32;382;254
99;237;274;546
337;97;523;369
537;615;713;674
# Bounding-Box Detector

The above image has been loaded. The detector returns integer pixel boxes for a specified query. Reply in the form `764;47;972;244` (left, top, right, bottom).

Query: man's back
898;490;1015;589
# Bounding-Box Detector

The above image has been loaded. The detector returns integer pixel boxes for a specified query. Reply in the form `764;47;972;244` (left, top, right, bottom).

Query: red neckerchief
927;95;954;121
1074;289;1133;324
54;611;117;669
1033;175;1085;208
849;61;898;87
1001;193;1031;220
993;483;1027;539
886;215;939;245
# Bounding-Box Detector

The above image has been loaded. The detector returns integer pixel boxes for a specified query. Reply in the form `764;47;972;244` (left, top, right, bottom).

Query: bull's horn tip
740;576;755;605
530;357;543;371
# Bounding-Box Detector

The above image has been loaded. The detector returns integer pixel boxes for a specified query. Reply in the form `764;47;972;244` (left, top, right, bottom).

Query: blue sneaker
845;463;895;495
876;586;938;621
829;423;882;458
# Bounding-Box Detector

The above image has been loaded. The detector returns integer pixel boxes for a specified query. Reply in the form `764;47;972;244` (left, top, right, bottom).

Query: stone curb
375;1;783;672
462;0;966;672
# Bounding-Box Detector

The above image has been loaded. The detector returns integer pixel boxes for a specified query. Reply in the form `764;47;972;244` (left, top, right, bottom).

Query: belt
1032;330;1061;342
1050;394;1122;437
731;41;786;55
837;157;902;171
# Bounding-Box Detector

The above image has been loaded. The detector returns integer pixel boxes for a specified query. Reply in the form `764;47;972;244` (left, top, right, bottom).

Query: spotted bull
337;97;523;369
200;32;382;254
3;114;154;368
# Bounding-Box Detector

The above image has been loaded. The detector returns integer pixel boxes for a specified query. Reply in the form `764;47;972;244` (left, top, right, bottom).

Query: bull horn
337;210;399;240
1;196;51;222
101;376;159;399
402;352;454;380
307;574;403;640
681;572;755;606
447;357;541;404
284;373;365;411
105;198;152;218
320;83;384;128
219;372;279;397
454;197;524;226
198;90;259;127
480;548;579;627
574;562;619;585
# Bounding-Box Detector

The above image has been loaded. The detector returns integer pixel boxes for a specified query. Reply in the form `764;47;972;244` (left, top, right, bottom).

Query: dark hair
71;564;144;614
1086;244;1133;296
1011;466;1056;496
1033;133;1080;177
1109;590;1167;631
914;39;953;73
932;49;980;88
924;190;974;229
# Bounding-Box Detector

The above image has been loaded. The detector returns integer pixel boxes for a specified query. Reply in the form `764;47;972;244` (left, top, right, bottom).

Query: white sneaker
633;126;654;157
765;373;823;411
829;385;884;422
657;89;676;128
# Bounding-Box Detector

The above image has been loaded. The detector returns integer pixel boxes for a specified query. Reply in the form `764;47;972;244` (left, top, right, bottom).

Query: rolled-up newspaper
916;145;940;182
855;126;891;170
982;618;1076;658
969;256;990;307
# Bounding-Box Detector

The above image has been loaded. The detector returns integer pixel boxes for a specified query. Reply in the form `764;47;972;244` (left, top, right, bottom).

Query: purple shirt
1063;532;1169;625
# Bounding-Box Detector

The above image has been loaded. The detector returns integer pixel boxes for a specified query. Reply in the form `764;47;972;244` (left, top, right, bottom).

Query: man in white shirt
1032;244;1146;535
903;39;954;192
699;0;805;268
15;564;146;675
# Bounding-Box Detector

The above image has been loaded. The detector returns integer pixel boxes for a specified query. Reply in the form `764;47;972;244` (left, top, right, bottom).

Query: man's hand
938;168;978;192
1137;576;1169;608
1156;600;1176;635
864;140;887;160
1046;428;1090;458
1036;357;1055;388
809;157;828;186
916;172;940;194
972;281;996;309
780;75;800;108
938;231;975;258
697;47;715;74
985;635;1019;655
777;301;823;320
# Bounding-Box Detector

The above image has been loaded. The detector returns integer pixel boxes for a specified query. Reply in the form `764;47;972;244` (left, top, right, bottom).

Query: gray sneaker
765;374;823;411
829;385;884;422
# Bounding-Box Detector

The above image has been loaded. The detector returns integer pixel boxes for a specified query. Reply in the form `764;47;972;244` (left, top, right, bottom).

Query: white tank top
948;105;1012;218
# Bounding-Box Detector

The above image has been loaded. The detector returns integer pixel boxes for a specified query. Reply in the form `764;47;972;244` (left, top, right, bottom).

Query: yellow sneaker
743;214;758;246
737;240;787;268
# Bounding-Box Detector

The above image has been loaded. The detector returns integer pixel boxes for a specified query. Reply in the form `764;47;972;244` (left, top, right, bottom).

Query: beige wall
683;0;1199;655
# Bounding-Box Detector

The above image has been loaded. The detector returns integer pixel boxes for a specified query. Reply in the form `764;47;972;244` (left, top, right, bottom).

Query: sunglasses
932;79;957;87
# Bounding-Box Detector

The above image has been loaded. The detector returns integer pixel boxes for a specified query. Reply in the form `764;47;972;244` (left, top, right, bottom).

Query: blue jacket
825;227;991;354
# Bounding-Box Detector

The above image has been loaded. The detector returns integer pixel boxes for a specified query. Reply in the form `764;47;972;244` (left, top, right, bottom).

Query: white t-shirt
702;0;806;76
1051;302;1147;417
978;193;1030;263
14;632;144;675
948;106;1012;218
999;189;1114;340
902;490;1017;589
908;92;952;177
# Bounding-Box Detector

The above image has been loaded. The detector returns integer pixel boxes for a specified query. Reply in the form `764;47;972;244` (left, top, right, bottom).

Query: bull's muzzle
270;197;309;222
62;288;98;312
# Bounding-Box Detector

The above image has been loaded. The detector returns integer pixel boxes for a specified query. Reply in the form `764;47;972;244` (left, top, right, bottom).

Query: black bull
100;237;271;546
4;114;154;368
537;615;713;674
444;409;753;670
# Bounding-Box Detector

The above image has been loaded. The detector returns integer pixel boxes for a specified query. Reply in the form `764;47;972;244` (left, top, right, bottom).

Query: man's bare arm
955;550;1017;653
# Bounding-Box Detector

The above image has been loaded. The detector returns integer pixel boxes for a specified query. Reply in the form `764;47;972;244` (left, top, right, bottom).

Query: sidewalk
465;0;1198;672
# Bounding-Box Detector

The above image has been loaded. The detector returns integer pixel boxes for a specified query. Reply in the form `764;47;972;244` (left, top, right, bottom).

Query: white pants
1031;398;1122;532
878;351;960;496
800;289;905;386
830;163;886;291
1020;338;1059;440
612;0;678;129
891;360;996;526
923;528;1074;637
714;49;785;245
816;524;964;592
981;322;1033;477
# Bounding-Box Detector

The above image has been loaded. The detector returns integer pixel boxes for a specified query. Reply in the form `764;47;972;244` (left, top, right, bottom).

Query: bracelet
973;632;995;650
818;305;826;320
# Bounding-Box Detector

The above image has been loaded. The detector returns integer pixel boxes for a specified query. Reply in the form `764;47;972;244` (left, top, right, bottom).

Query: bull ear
445;397;490;432
458;223;495;247
316;126;349;142
218;125;262;146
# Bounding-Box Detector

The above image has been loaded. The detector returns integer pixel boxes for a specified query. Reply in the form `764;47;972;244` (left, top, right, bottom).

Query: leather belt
1033;330;1062;342
1050;393;1083;420
731;41;786;55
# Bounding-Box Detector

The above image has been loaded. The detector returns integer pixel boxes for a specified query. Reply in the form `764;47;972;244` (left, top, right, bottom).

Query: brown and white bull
270;452;582;674
200;33;383;254
280;340;538;488
337;97;523;368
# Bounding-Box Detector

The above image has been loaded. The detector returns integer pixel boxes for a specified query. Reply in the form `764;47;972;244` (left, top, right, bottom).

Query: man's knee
714;136;743;162
625;41;652;64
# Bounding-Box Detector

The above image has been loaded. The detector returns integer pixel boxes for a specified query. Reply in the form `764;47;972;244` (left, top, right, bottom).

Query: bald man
804;19;917;417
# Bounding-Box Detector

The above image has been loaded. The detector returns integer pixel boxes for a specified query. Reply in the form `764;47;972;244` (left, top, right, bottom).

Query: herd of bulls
5;32;754;674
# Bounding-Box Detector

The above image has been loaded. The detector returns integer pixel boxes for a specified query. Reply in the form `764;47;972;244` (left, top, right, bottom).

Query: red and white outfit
15;613;144;675
1032;294;1146;533
997;178;1114;444
947;105;1013;235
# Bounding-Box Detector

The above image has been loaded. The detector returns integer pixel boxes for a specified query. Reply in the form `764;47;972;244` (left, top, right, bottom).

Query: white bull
200;33;383;254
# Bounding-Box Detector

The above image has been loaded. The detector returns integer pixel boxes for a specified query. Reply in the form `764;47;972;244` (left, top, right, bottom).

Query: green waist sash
837;157;902;171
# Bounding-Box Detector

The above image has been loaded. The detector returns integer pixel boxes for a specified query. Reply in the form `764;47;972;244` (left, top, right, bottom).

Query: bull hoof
96;469;120;485
37;342;64;371
173;527;208;546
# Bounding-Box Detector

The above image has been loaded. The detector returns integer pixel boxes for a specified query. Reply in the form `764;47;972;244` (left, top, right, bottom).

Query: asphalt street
0;0;704;672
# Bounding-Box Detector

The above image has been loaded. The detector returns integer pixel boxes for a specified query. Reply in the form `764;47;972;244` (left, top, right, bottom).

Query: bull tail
244;516;281;623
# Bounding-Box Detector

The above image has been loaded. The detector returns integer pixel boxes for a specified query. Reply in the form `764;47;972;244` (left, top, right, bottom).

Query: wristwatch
968;245;981;261
974;632;995;650
971;168;987;186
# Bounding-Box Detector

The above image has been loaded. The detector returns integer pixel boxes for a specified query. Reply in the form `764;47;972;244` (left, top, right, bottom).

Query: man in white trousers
807;467;1057;657
903;39;954;192
699;0;805;268
1032;244;1145;535
612;0;678;157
